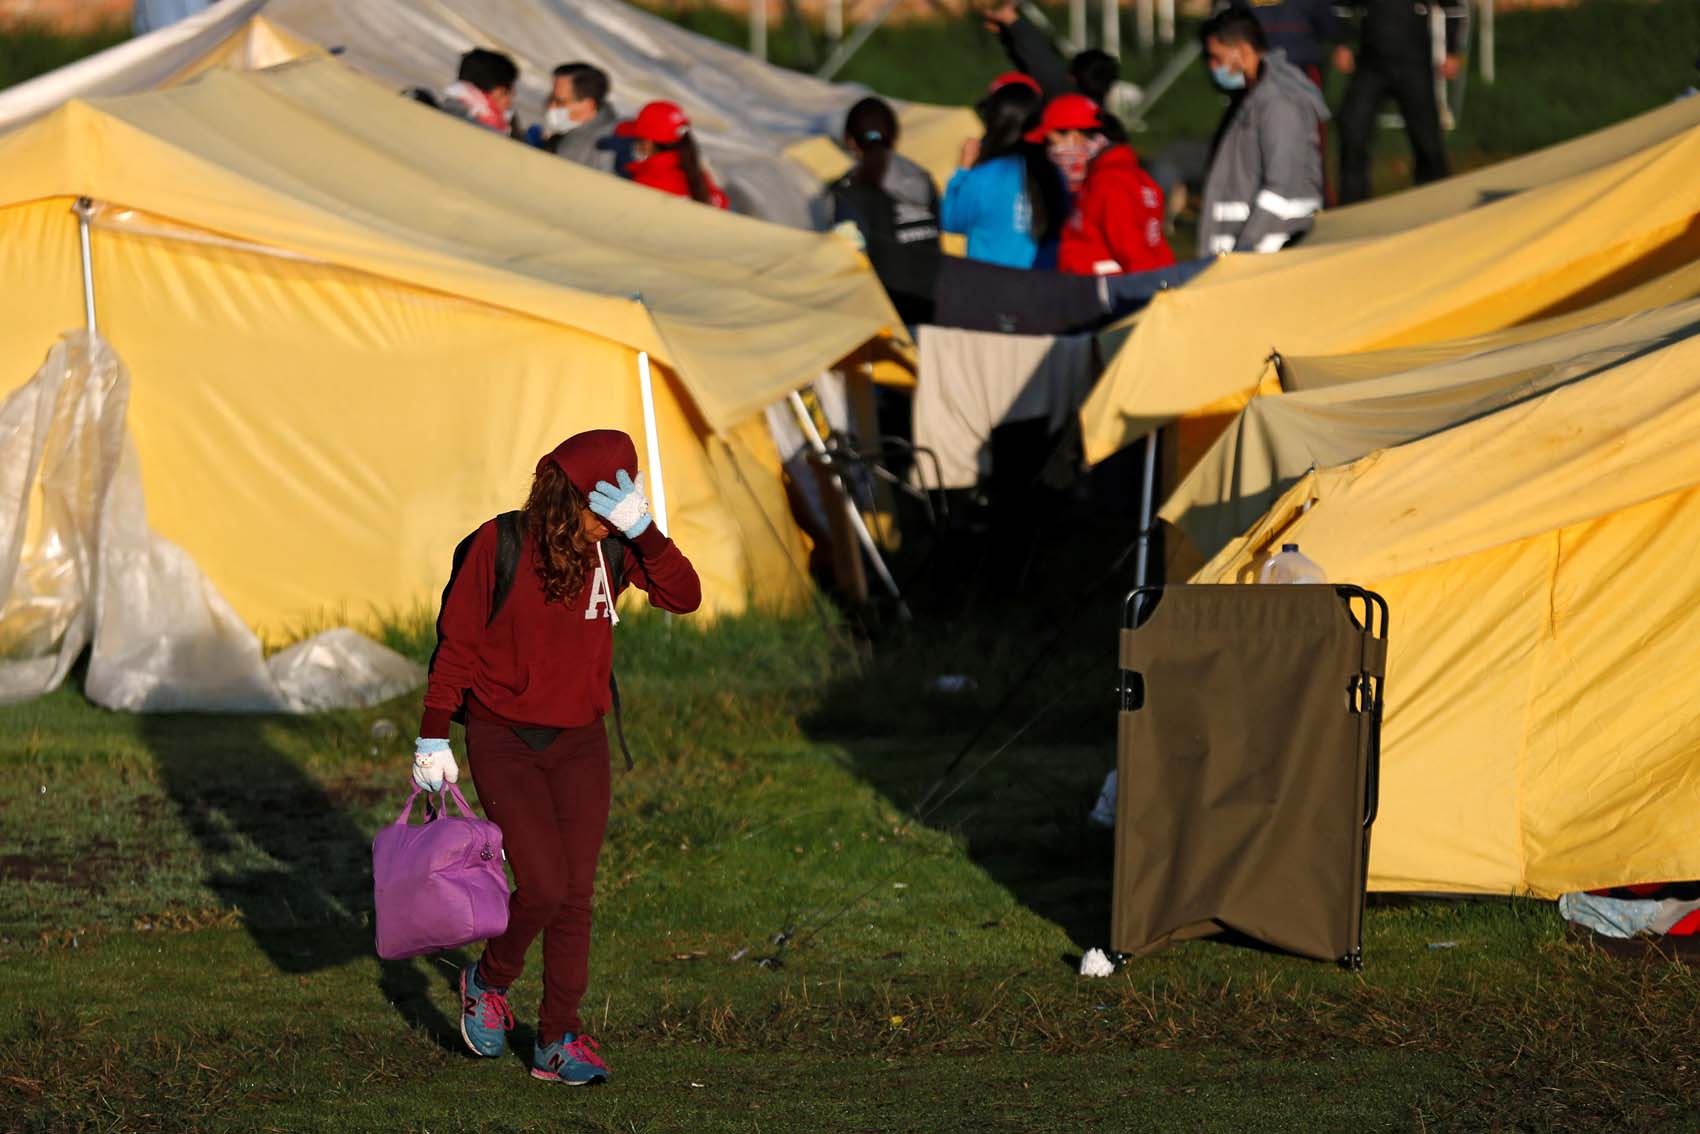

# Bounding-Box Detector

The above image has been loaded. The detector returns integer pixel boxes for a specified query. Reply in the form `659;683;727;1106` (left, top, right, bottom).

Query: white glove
588;469;653;538
412;738;459;793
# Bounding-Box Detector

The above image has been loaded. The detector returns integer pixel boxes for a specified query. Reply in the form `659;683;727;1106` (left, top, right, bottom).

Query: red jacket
420;432;702;738
628;150;730;210
1057;144;1175;276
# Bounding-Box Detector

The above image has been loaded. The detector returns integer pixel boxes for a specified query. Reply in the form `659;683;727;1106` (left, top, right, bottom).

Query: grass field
3;599;1698;1132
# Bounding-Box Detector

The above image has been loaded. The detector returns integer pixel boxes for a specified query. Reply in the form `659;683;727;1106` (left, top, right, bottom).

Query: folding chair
1113;584;1389;969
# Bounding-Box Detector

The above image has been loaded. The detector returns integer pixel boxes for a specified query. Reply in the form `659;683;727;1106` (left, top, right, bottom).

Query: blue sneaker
531;1033;610;1086
458;964;514;1058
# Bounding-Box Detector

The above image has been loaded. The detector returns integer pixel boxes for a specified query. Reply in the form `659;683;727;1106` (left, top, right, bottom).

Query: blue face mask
1211;63;1247;91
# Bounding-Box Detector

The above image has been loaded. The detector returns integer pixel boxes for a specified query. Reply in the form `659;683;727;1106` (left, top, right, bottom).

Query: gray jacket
548;103;619;175
1198;52;1330;256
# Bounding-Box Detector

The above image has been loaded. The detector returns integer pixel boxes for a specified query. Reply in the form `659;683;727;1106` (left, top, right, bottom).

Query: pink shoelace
480;989;516;1032
564;1034;608;1072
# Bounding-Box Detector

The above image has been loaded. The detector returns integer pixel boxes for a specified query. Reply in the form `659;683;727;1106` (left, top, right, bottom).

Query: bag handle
391;783;478;826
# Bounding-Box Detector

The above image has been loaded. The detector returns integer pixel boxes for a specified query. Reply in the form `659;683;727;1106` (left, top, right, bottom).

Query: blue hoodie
943;154;1051;270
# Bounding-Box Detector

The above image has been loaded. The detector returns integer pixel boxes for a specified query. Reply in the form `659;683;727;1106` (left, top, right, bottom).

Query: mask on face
544;106;576;137
1211;63;1247;91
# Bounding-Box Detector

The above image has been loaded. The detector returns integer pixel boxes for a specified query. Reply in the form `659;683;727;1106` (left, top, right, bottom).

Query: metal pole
636;351;671;537
1106;0;1125;59
1125;39;1200;130
751;0;768;61
1133;430;1158;588
787;390;908;613
73;197;98;336
815;0;902;81
1480;0;1495;83
1070;0;1088;55
1157;0;1174;46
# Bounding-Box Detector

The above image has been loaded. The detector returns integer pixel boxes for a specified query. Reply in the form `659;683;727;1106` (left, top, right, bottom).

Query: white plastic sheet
0;334;423;714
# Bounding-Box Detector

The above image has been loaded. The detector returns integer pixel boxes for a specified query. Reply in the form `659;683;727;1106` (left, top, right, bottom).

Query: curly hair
524;462;597;605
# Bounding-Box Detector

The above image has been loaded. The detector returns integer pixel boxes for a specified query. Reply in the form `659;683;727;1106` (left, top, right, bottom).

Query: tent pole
74;197;98;337
1133;429;1158;588
1480;0;1495;82
751;0;768;61
787;390;909;617
636;351;671;537
815;0;902;81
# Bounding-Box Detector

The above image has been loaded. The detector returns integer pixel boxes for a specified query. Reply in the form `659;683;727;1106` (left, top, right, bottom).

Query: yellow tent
1079;115;1700;469
1192;329;1700;897
1310;95;1700;245
0;59;904;636
1165;265;1700;565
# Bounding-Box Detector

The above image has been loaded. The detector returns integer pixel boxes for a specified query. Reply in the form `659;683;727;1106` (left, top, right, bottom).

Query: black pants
1337;56;1450;204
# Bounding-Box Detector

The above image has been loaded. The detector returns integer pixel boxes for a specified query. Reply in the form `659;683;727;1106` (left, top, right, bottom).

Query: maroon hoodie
419;430;702;738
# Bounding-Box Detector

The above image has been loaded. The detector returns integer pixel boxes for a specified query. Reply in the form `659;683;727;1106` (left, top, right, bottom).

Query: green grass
0;21;127;92
3;598;1698;1131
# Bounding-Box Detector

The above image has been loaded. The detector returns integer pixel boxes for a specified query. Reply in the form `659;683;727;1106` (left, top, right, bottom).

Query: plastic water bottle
1259;543;1327;584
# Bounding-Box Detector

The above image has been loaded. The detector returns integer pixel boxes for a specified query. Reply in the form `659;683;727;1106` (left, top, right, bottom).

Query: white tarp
0;333;423;714
261;0;884;226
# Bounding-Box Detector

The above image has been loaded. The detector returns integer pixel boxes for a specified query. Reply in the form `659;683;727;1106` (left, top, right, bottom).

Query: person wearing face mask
614;101;731;210
1197;8;1330;256
1034;94;1173;277
540;63;619;174
441;49;520;137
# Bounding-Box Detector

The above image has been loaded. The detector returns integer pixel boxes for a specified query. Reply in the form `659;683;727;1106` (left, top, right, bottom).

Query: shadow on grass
139;711;464;1049
802;449;1152;953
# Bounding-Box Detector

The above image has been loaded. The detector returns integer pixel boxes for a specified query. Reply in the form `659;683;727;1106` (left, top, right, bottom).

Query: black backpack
429;511;635;769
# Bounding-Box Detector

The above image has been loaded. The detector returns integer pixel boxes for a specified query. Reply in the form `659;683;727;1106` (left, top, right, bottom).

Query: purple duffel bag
373;783;510;960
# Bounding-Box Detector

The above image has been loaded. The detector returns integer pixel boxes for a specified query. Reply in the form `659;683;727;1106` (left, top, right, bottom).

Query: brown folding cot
1113;584;1389;968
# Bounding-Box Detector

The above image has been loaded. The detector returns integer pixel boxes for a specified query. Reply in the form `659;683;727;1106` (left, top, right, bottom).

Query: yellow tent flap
0;59;901;431
1193;329;1700;896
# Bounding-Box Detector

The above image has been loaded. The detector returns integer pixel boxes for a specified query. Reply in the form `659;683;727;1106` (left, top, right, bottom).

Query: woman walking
411;429;702;1086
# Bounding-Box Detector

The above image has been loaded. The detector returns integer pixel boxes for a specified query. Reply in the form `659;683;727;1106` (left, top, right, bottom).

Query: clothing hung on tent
913;327;1098;489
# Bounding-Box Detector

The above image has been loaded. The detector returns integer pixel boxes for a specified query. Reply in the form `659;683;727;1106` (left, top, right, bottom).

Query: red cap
537;430;640;497
1024;93;1104;143
614;100;691;145
987;71;1043;95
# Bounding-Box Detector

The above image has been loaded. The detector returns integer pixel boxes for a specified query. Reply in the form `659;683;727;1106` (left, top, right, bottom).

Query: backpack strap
604;536;633;771
489;511;525;625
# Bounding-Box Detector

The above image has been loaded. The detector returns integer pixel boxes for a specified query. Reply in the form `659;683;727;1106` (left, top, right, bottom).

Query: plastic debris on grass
1080;948;1117;977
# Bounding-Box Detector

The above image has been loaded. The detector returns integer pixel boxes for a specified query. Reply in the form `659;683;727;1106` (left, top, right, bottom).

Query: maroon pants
465;716;611;1042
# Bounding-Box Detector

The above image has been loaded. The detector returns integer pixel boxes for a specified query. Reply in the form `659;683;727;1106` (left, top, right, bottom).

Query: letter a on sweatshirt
585;563;618;623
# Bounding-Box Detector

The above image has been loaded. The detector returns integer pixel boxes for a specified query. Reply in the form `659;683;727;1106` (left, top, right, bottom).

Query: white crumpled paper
1079;948;1117;978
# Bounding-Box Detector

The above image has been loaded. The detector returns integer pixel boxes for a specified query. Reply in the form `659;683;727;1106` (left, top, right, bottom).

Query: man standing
542;63;620;175
1198;9;1330;256
1336;0;1467;203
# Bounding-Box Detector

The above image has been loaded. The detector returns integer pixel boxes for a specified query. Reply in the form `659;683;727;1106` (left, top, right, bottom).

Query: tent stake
1134;429;1158;588
787;390;909;618
73;196;98;336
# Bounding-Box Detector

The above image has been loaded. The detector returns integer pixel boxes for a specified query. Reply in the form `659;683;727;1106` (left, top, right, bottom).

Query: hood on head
1261;49;1332;122
538;430;640;497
